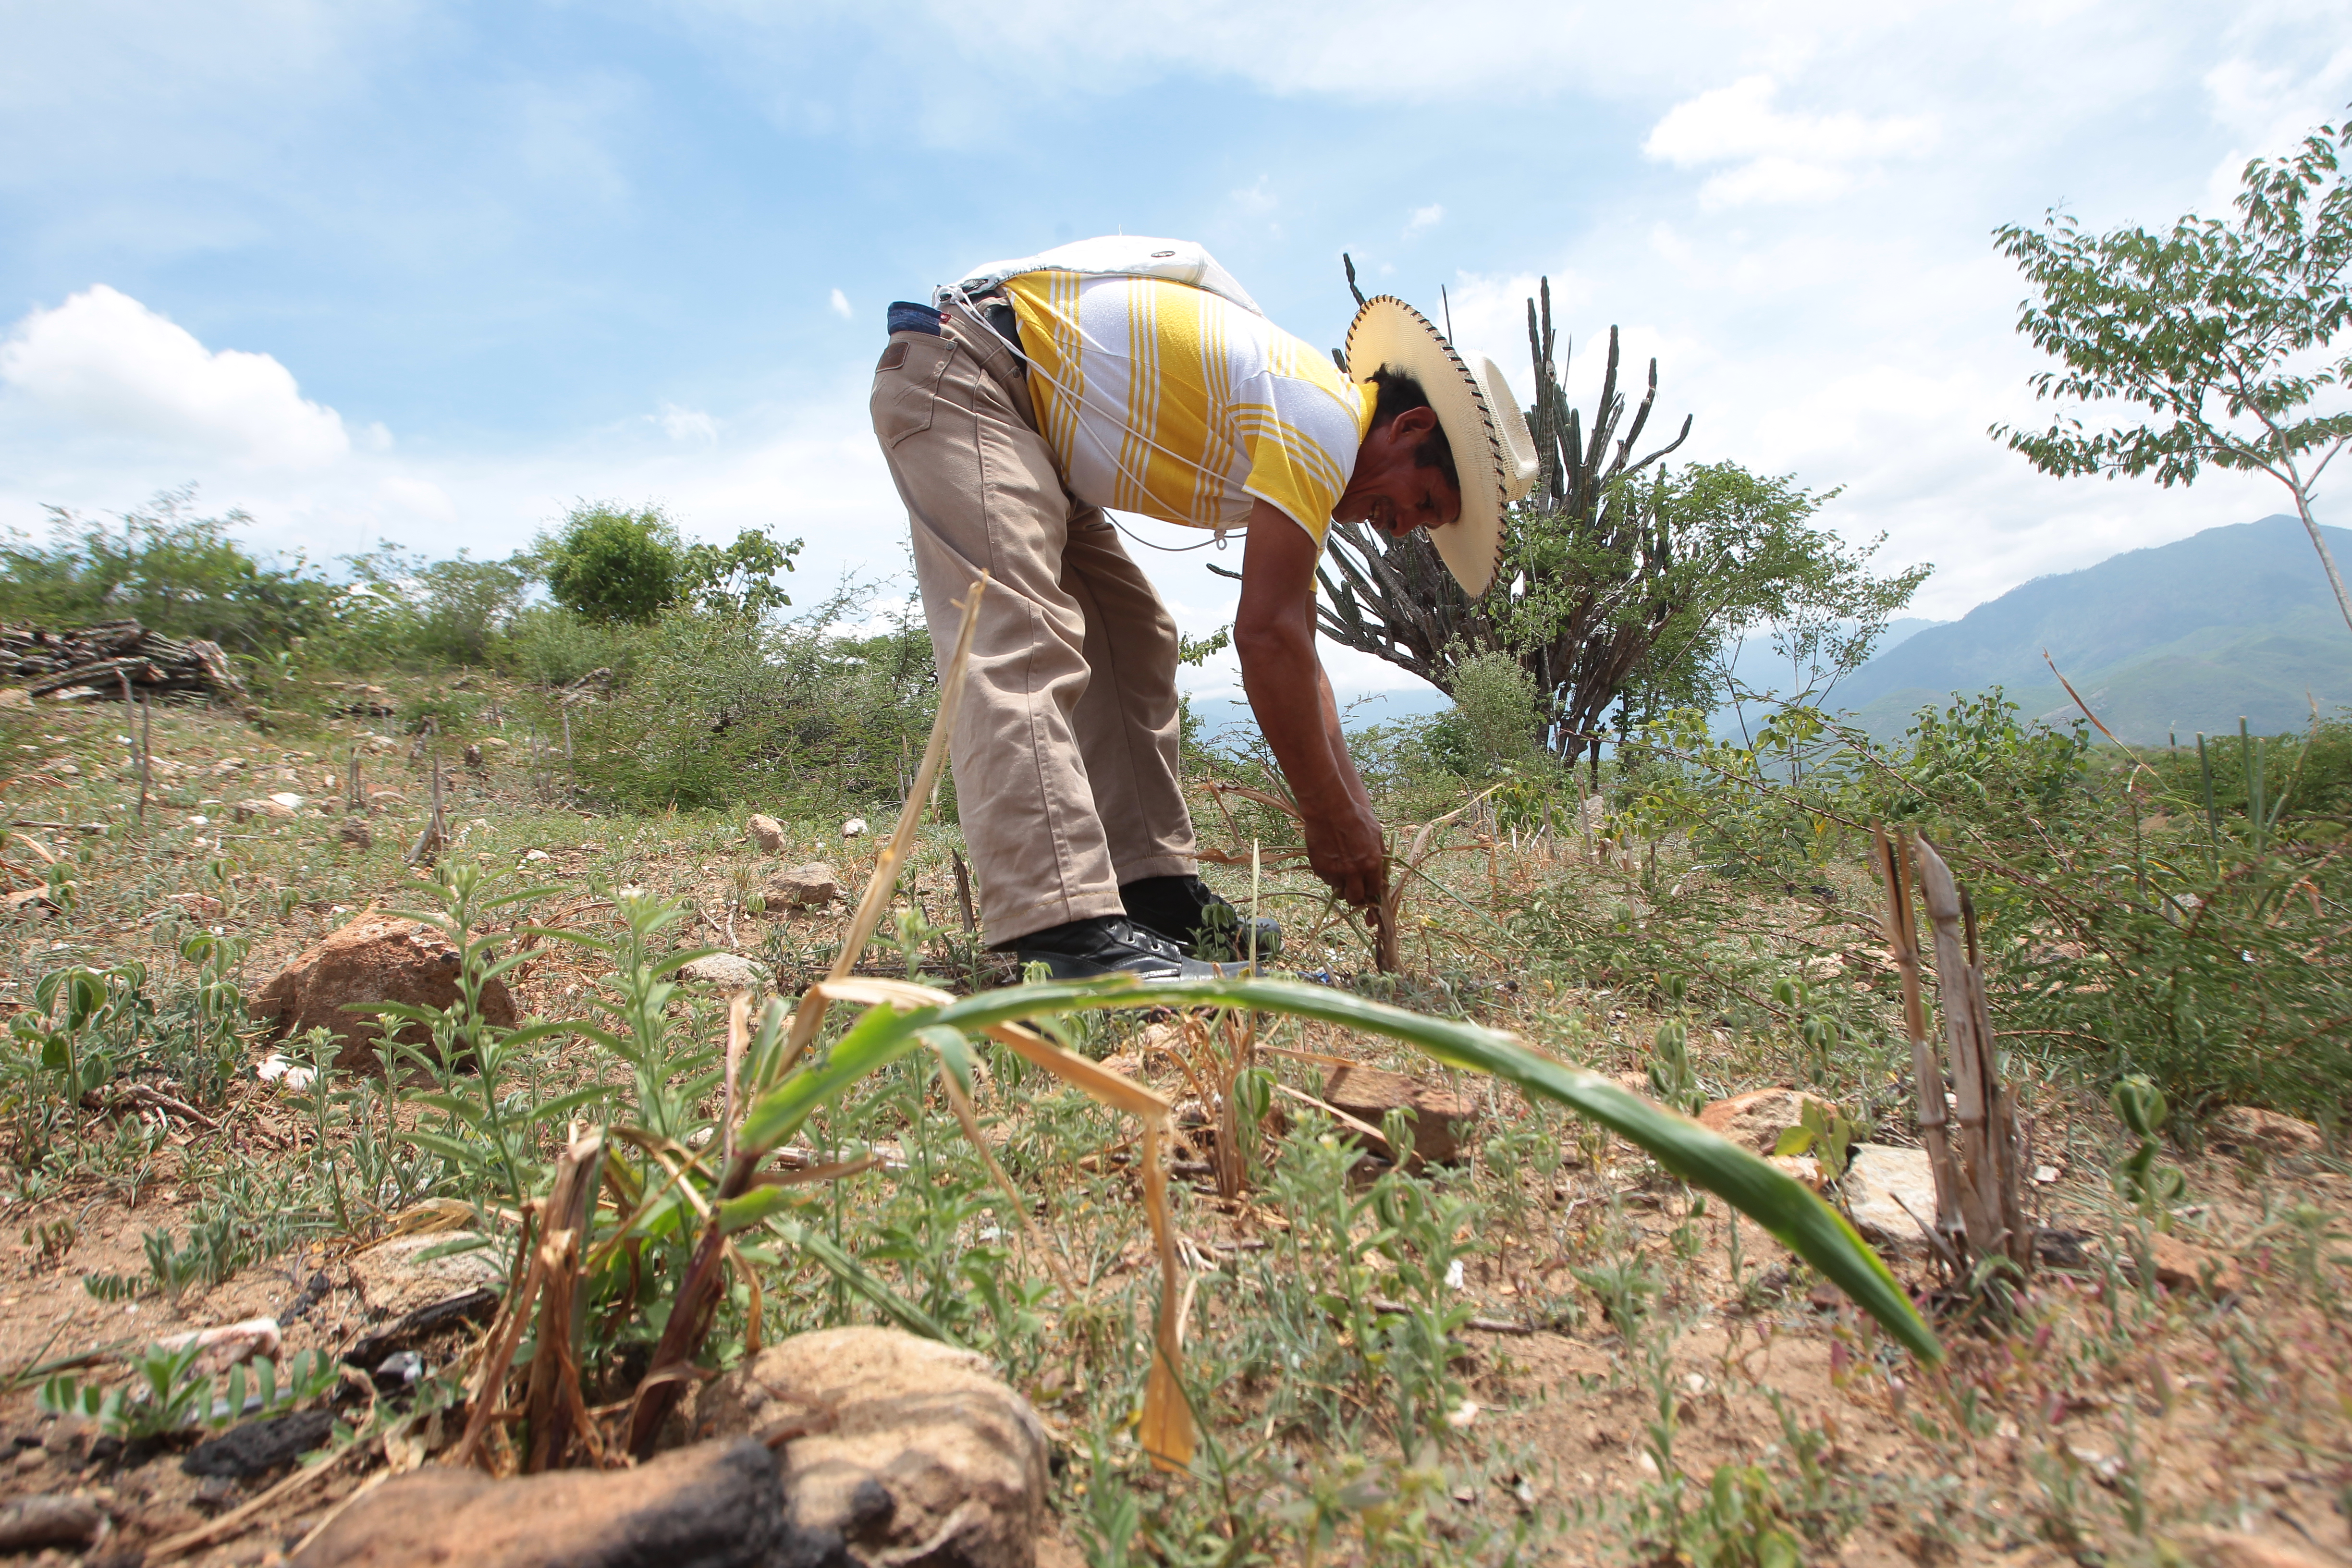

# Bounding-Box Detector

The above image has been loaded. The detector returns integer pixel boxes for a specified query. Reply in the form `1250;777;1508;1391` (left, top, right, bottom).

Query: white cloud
1232;175;1276;214
828;287;852;318
0;286;351;469
1643;75;1935;207
657;404;720;446
1404;203;1444;237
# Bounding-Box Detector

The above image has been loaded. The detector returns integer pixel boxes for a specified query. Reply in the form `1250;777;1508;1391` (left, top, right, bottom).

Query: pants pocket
871;332;955;448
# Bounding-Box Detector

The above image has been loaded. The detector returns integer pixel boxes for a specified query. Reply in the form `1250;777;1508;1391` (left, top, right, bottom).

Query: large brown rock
771;862;842;908
249;913;516;1072
293;1436;847;1568
696;1327;1048;1568
1698;1088;1838;1153
1321;1064;1473;1166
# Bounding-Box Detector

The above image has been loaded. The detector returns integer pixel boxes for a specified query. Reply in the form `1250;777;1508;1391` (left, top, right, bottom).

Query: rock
2209;1106;2323;1160
350;1232;507;1320
1766;1153;1825;1192
677;953;768;992
2188;1530;2338;1568
248;912;518;1072
747;813;789;855
293;1435;844;1568
1698;1088;1838;1154
2129;1233;2244;1299
1841;1144;1939;1253
772;862;843;908
231;796;296;823
153;1315;280;1374
339;821;373;850
1320;1064;1474;1166
269;790;305;809
183;1409;340;1479
697;1327;1048;1568
841;818;867;839
0;1494;102;1553
338;1286;500;1370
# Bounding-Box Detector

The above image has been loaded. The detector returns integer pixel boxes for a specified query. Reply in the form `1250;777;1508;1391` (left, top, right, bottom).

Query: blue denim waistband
887;300;943;336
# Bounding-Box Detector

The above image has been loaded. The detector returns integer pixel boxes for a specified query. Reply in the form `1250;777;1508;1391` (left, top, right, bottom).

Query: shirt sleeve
1237;370;1367;549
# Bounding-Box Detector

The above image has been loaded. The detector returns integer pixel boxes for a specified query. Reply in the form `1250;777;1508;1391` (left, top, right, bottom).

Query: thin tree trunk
2290;487;2352;639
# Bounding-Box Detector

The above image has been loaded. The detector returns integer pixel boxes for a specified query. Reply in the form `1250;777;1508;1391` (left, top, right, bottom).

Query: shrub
542;503;684;625
0;491;341;653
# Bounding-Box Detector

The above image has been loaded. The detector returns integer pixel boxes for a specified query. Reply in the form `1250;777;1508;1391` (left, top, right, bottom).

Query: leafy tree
1304;277;1924;774
542;503;801;625
680;527;802;617
0;490;340;652
542;504;686;625
1994;109;2352;636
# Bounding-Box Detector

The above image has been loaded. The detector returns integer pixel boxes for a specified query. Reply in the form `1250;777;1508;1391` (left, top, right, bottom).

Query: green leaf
933;975;1943;1364
715;1185;804;1235
1773;1126;1817;1157
920;1026;975;1095
736;997;936;1154
771;1218;963;1346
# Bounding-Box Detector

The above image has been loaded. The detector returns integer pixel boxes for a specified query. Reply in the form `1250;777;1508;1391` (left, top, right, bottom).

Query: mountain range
1831;514;2352;744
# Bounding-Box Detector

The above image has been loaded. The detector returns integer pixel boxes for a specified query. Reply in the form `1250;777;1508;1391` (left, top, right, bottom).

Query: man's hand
1302;792;1387;909
1233;499;1389;912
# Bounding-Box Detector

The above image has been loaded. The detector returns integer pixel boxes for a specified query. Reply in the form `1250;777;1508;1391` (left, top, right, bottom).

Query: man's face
1334;406;1463;539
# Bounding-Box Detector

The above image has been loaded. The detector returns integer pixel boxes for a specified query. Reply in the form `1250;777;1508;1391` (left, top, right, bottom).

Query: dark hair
1367;366;1459;492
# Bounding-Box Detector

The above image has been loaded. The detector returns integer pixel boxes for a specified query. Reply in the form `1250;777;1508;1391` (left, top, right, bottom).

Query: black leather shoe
1001;916;1219;981
1120;875;1281;962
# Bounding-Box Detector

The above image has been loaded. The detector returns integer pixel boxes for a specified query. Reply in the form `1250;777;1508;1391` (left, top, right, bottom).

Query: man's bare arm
1234;498;1384;908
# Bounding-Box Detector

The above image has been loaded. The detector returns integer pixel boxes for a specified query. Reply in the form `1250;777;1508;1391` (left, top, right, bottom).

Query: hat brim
1344;296;1509;599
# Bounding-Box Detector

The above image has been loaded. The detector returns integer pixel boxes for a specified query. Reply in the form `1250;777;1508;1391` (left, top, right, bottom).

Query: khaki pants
870;305;1196;944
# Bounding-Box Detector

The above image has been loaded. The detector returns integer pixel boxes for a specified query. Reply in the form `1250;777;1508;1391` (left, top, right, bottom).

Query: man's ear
1391;405;1440;441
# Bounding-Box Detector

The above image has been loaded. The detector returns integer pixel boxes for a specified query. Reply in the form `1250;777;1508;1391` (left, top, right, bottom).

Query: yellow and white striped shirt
1003;271;1372;548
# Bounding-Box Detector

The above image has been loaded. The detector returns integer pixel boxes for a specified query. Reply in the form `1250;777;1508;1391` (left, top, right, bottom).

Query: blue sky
2;0;2346;705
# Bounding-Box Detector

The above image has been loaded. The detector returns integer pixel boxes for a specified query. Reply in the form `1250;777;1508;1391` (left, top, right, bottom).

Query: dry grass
0;682;2345;1566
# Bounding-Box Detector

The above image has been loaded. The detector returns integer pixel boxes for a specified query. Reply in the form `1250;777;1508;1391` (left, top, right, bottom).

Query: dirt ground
0;692;2347;1566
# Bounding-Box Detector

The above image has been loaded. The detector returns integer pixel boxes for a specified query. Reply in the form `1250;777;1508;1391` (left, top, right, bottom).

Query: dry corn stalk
1874;824;2030;1270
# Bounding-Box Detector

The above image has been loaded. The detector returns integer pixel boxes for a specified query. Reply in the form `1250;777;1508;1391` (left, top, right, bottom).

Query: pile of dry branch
1;620;253;708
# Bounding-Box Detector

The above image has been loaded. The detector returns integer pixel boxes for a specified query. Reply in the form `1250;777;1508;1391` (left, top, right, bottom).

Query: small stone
2209;1106;2323;1160
1697;1088;1839;1153
269;791;304;809
841;818;867;838
677;954;768;992
1840;1144;1940;1253
349;1232;507;1319
747;814;788;855
231;796;296;822
1321;1064;1474;1166
772;862;843;908
0;1494;102;1554
338;821;373;851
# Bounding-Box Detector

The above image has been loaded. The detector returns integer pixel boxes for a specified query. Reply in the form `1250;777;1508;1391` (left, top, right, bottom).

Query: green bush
542;504;684;625
0;491;341;653
539;503;803;626
1587;692;2352;1126
566;601;938;813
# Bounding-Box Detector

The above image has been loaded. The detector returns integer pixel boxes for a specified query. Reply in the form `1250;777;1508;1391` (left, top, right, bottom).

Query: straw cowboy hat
1344;296;1539;598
